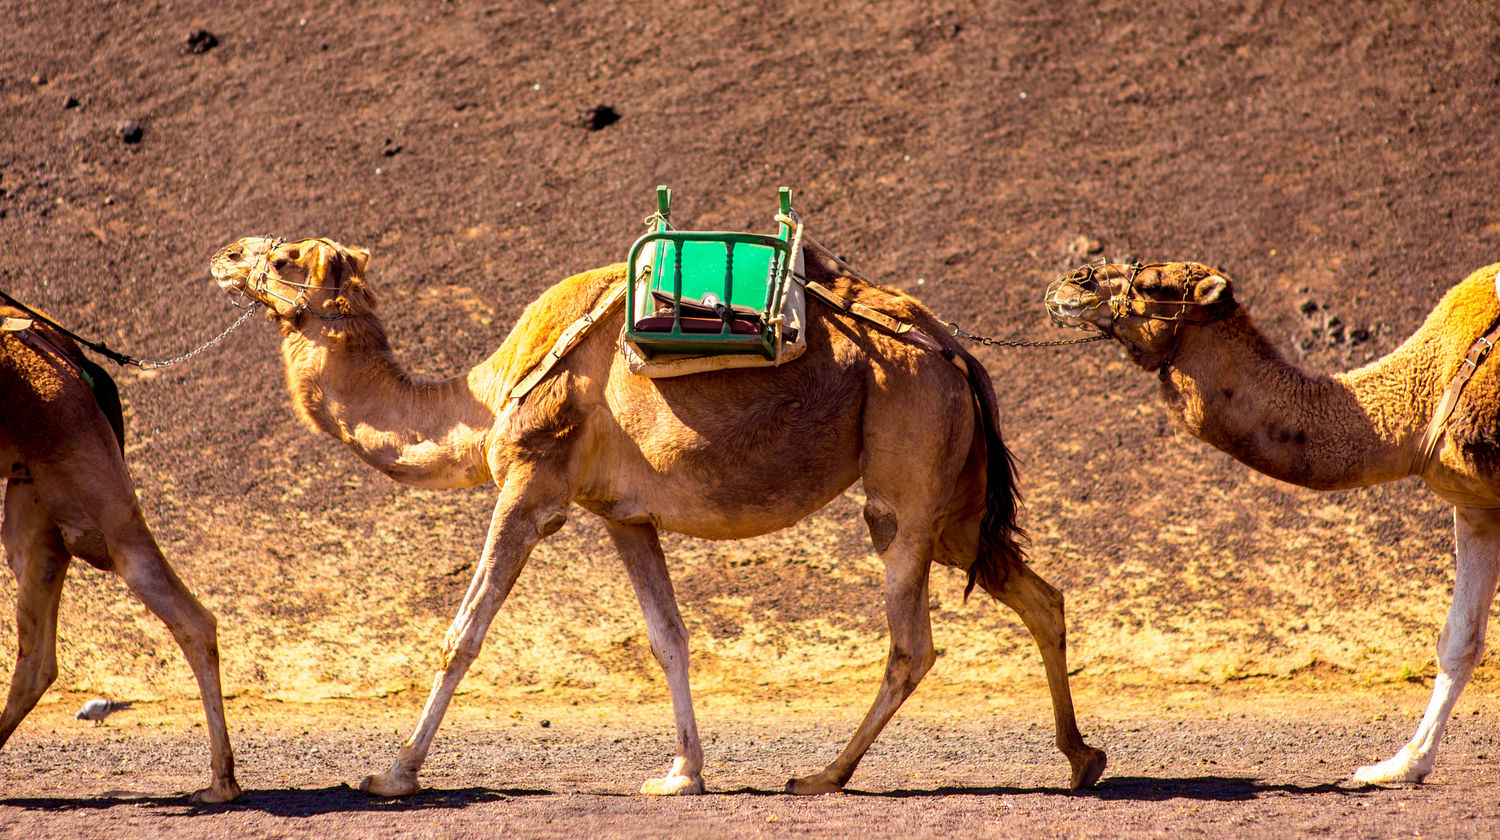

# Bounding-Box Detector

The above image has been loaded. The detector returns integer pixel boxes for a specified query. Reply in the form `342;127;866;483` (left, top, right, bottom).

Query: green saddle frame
624;186;797;359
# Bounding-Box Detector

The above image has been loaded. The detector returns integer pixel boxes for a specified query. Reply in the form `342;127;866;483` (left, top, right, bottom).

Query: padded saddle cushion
633;314;761;335
634;290;763;334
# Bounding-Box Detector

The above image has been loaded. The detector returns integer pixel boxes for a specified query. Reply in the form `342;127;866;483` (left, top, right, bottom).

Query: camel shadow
0;784;560;816
2;776;1375;813
716;774;1367;803
839;775;1364;802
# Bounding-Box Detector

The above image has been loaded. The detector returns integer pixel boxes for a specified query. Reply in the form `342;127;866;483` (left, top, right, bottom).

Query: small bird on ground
75;699;132;725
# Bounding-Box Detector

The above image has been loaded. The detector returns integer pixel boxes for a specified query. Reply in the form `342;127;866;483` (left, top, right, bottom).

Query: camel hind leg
1354;505;1500;784
108;528;241;804
787;504;937;794
978;558;1107;790
0;482;70;748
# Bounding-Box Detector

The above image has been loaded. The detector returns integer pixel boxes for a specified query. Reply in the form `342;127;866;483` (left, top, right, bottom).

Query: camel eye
273;258;289;270
226;250;242;261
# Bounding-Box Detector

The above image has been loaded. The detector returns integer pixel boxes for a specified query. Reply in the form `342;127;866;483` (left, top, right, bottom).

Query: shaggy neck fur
1157;310;1425;490
278;309;499;489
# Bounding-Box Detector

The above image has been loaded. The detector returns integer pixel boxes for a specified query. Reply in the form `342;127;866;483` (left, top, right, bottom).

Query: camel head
211;236;374;325
1047;261;1237;371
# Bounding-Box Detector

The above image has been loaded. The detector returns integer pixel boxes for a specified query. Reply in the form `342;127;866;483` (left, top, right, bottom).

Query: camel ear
1194;274;1231;305
342;246;370;279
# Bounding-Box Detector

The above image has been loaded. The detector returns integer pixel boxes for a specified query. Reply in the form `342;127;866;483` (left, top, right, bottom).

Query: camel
209;234;1108;798
0;308;239;803
1047;260;1500;784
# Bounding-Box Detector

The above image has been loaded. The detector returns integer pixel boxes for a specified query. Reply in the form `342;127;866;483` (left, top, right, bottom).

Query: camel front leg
787;539;935;795
361;476;567;798
606;521;704;795
1355;505;1500;784
981;561;1108;790
0;485;69;749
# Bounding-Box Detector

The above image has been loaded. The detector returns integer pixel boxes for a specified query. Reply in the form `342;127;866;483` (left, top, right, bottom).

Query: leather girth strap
802;280;969;375
1412;273;1500;476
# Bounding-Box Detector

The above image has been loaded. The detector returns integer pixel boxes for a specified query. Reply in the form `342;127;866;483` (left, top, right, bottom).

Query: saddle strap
802;280;968;375
1413;310;1500;476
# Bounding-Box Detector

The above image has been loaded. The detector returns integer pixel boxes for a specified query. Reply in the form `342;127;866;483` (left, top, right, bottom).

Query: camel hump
495;264;628;397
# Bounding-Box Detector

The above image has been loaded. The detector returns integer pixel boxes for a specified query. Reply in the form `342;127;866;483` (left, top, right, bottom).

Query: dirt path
3;686;1497;839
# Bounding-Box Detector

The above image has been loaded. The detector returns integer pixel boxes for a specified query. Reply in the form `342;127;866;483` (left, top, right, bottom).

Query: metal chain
134;303;261;370
942;319;1108;348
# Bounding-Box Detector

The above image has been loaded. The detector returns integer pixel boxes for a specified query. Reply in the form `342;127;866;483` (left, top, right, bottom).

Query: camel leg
786;528;936;794
108;519;240;803
360;475;567;798
1354;505;1500;784
0;483;70;748
981;561;1108;790
606;521;705;795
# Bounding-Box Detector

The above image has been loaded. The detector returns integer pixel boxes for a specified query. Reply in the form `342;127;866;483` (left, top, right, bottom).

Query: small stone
579;104;620;131
185;28;219;54
117;120;144;144
62;94;80;109
1298;299;1319;316
30;73;47;85
539;719;550;728
1067;235;1104;257
381;138;403;156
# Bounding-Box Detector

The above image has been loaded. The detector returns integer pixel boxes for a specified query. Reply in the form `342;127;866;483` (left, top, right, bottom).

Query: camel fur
0;309;240;803
210;235;1107;798
1049;260;1500;784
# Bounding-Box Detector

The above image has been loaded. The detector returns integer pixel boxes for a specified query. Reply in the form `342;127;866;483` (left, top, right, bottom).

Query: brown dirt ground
4;0;1500;836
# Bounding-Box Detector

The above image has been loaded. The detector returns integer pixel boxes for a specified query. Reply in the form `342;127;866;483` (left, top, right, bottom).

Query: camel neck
278;318;497;488
1158;312;1417;490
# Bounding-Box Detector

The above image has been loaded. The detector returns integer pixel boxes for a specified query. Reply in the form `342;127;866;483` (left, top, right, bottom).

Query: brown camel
1048;260;1500;784
0;308;239;803
209;234;1107;797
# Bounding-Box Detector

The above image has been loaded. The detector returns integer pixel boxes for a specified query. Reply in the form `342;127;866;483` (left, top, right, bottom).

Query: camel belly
575;427;863;540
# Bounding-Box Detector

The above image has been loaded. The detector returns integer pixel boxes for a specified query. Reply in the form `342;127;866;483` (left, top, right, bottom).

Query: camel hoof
1068;746;1108;791
1353;757;1427;785
640;773;705;796
785;773;844;796
359;770;421;798
189;779;242;804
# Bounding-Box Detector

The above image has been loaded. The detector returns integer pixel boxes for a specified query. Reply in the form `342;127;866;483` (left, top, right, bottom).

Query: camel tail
958;350;1027;600
79;357;125;453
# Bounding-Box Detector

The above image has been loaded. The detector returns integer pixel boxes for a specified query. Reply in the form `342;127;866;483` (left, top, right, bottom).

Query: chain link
134;303;261;369
941;319;1108;348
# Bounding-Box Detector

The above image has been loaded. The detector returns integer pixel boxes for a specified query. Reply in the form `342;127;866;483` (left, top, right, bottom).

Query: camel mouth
1045;275;1107;327
1048;285;1101;323
208;237;280;299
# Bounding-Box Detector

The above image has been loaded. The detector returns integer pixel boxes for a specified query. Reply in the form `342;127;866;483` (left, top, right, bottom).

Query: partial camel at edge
210;234;1107;798
1049;260;1500;785
0;310;240;803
